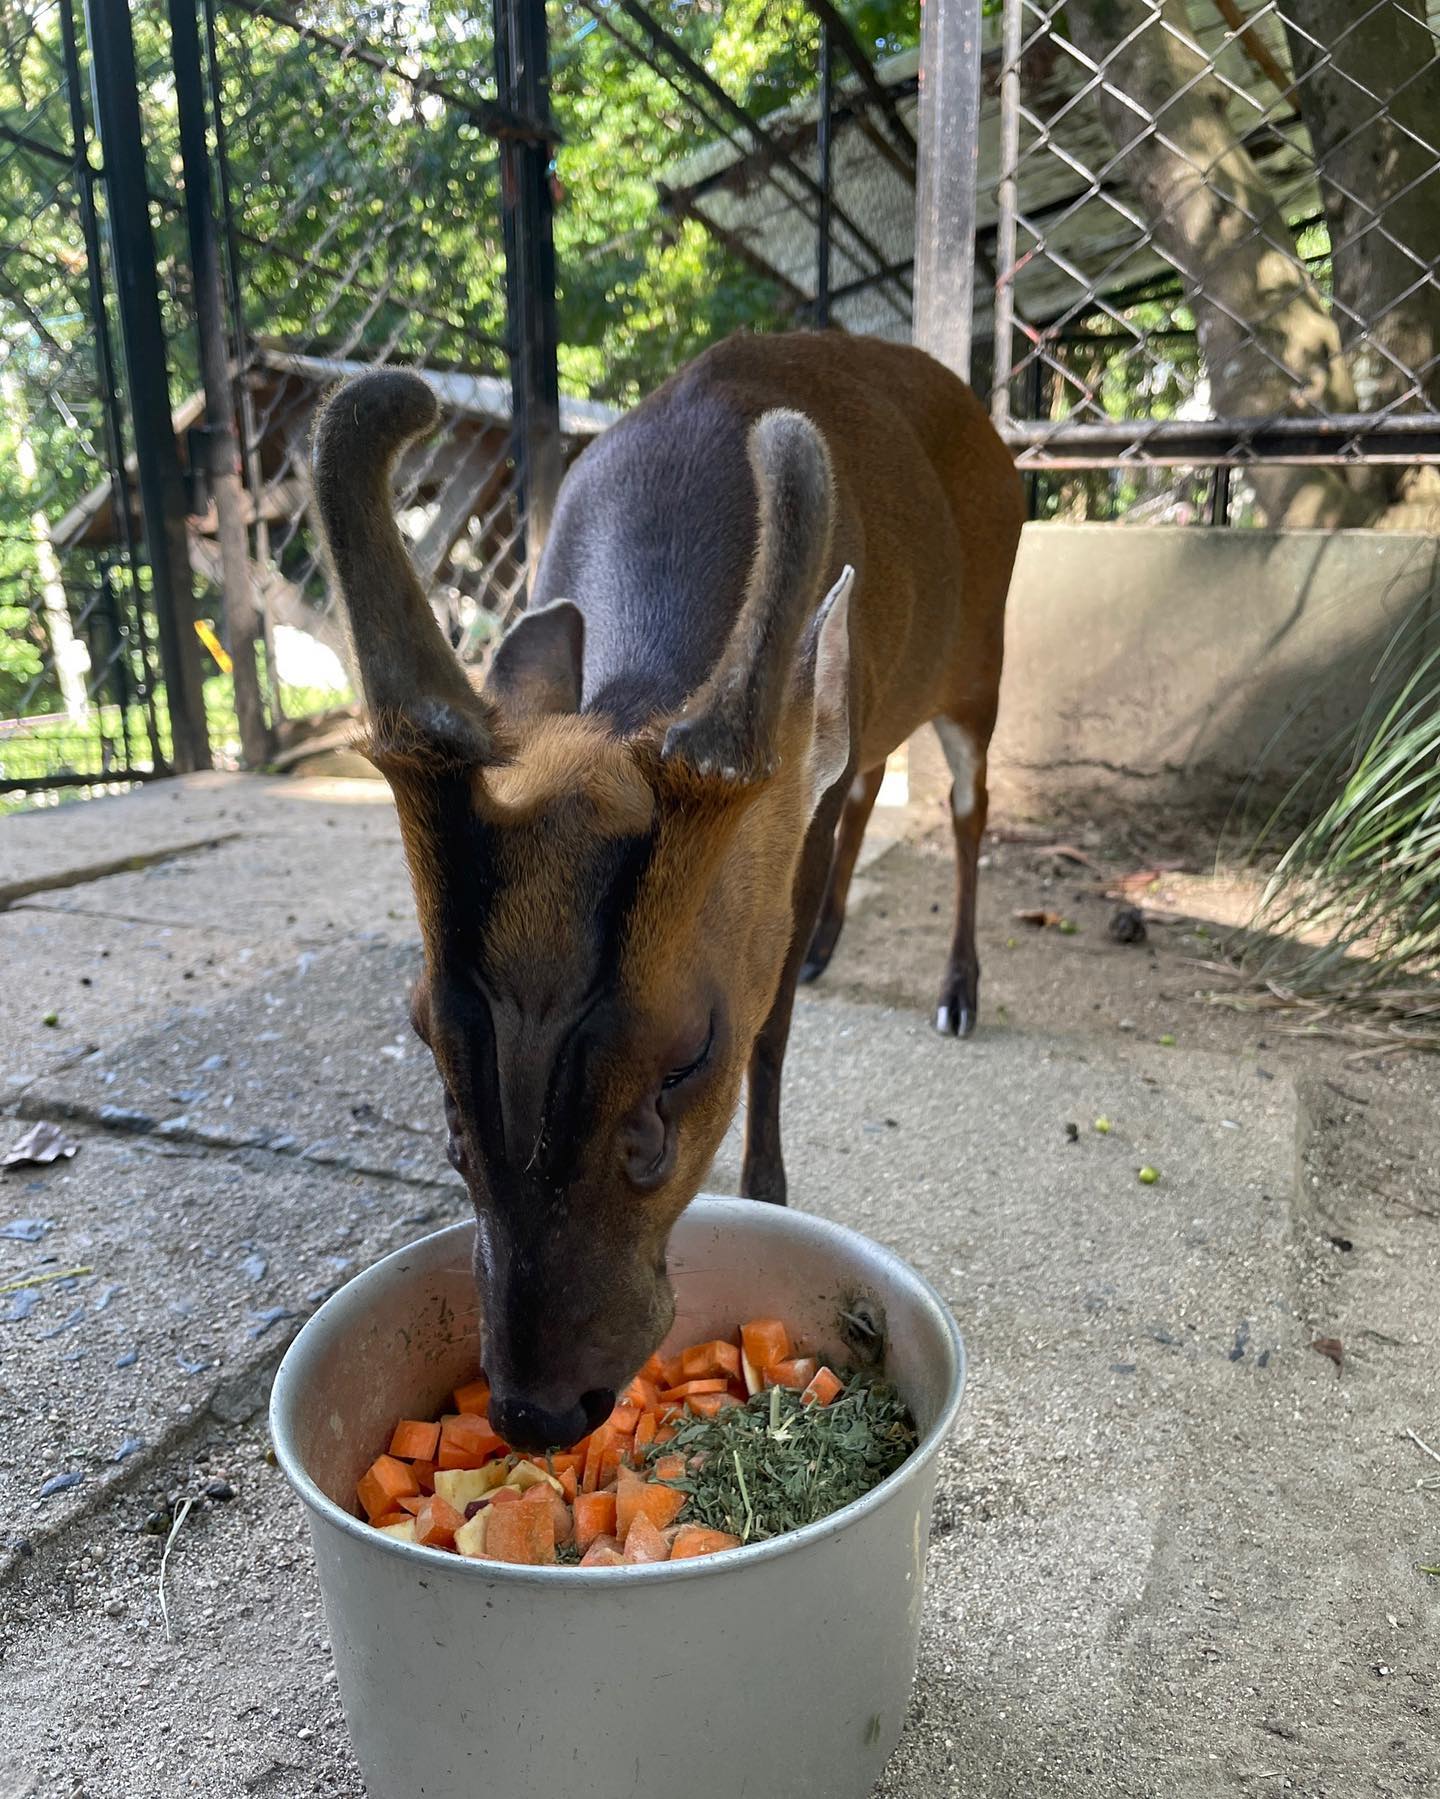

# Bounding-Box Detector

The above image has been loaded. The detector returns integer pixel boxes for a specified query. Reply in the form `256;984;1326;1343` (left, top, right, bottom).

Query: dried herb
647;1373;917;1544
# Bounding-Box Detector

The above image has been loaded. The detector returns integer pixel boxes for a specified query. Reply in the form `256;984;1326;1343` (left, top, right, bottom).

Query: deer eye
662;1016;715;1090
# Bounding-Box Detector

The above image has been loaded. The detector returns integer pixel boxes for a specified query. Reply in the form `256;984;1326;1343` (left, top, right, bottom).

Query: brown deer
313;330;1023;1450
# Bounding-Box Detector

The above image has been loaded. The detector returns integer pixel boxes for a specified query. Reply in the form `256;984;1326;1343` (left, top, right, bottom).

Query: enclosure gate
0;0;182;798
1;0;559;804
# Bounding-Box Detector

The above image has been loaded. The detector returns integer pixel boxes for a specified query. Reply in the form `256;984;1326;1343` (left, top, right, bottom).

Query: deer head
313;369;852;1450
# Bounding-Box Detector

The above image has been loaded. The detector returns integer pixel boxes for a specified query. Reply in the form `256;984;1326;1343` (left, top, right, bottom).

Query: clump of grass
649;1375;917;1544
1237;616;1440;1051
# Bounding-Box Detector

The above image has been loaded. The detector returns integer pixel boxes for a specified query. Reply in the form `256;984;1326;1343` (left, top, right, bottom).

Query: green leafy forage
649;1374;917;1544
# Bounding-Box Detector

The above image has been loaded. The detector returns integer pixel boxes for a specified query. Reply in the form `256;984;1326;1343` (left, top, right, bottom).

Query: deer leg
799;763;885;984
742;785;849;1204
933;717;988;1039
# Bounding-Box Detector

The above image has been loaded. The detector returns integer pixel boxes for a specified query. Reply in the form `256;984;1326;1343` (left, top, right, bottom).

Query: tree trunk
1064;0;1376;525
1283;0;1440;521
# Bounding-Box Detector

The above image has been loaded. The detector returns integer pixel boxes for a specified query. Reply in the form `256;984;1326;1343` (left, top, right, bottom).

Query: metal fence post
914;0;984;381
168;0;273;766
84;0;211;773
494;0;562;580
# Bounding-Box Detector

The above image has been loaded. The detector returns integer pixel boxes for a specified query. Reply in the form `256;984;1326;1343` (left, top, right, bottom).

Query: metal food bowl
270;1195;966;1798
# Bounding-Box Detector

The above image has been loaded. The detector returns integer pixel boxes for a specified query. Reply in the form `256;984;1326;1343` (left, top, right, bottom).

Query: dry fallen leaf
1311;1335;1344;1374
1014;908;1063;929
2;1121;79;1171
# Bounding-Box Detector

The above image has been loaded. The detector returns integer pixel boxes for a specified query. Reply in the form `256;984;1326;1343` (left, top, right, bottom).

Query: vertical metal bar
168;0;272;766
816;22;833;329
990;0;1022;426
914;0;984;380
1209;463;1231;527
58;0;164;774
494;0;562;581
85;0;211;772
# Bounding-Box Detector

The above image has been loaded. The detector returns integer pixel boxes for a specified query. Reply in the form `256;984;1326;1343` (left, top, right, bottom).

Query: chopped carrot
632;1412;657;1457
486;1498;556;1566
581;1427;607;1494
488;1485;522;1507
555;1465;579;1503
652;1452;687;1483
616;1480;687;1540
637;1352;669;1387
388;1418;441;1462
579;1535;625;1567
801;1366;845;1406
660;1378;728;1401
652;1422;678;1445
597;1433;628;1488
414;1494;465;1548
764;1355;819;1391
623;1375;662;1414
681;1340;742;1382
357;1454;419;1521
395;1494;427;1516
452;1377;491;1416
370;1509;410;1529
573;1490;618;1551
622;1513;671;1564
606;1401;642;1435
658;1352;685;1389
411;1459;437;1494
437;1414;506;1470
688;1391;741;1418
740;1318;792;1370
670;1524;743;1560
521;1477;572;1543
549;1453;583;1477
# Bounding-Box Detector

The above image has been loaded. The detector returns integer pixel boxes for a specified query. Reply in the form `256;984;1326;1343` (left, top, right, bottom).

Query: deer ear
312;369;498;767
484;600;584;715
662;410;835;784
802;564;854;817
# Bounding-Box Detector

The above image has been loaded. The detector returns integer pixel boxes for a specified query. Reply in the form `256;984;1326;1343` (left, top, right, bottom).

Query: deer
313;329;1024;1451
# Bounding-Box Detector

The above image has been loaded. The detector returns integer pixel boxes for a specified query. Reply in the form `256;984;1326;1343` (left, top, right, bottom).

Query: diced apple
376;1519;417;1544
739;1345;763;1397
454;1510;489;1558
433;1462;510;1511
505;1460;563;1494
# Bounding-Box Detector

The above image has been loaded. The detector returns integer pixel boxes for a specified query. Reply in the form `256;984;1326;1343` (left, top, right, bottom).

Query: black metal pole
169;0;273;764
817;23;832;328
494;0;562;583
84;0;210;772
58;0;165;772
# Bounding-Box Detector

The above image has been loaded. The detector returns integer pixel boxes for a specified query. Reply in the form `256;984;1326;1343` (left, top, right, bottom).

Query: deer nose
491;1388;616;1453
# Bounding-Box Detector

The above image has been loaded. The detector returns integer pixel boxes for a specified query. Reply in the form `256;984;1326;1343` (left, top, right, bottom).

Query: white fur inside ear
806;564;854;818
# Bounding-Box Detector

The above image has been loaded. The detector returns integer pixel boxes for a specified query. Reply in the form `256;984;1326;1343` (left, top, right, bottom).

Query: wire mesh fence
986;0;1440;527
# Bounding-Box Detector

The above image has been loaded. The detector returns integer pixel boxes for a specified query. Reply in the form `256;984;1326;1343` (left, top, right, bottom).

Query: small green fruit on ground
1094;1116;1112;1134
1138;1165;1160;1185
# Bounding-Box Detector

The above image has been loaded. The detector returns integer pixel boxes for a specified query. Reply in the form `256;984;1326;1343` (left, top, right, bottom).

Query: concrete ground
0;772;1436;1798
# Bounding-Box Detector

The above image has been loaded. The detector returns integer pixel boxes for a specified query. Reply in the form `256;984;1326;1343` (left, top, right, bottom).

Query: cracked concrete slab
0;1126;467;1576
19;937;450;1183
3;775;1437;1797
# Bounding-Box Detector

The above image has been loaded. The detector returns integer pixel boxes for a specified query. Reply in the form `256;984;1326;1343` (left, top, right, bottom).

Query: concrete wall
910;524;1440;823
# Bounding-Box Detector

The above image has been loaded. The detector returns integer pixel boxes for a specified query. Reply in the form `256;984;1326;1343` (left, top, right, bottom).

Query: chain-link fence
986;0;1440;526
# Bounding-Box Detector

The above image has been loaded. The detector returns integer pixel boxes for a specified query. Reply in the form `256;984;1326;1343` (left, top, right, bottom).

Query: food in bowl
354;1314;918;1566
